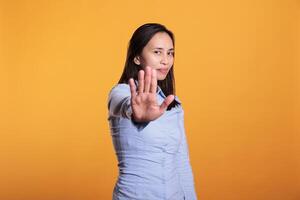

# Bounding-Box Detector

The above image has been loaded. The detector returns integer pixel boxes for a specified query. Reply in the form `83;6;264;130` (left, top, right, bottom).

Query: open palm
128;66;175;123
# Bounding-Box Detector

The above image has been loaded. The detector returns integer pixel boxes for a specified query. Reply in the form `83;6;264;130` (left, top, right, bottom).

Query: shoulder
108;83;130;96
107;83;131;110
172;95;185;114
174;95;182;104
107;83;131;106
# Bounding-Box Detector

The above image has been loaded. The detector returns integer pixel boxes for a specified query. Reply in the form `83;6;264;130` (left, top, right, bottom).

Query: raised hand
128;66;175;123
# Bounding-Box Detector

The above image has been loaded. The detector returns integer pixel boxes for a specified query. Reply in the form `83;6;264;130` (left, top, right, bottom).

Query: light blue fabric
107;82;197;200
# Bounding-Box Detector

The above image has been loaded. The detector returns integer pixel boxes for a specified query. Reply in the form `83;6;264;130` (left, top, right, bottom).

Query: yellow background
1;0;299;199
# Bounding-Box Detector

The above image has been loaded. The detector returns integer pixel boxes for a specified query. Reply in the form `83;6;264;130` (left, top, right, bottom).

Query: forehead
146;32;174;49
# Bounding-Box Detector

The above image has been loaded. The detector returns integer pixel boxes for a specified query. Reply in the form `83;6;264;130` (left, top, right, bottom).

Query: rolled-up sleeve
176;109;197;200
108;83;132;119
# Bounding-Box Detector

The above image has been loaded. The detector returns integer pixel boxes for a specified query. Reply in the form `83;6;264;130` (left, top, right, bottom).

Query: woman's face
134;32;174;80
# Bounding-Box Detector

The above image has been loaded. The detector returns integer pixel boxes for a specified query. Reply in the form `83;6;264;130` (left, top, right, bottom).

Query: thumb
159;95;175;113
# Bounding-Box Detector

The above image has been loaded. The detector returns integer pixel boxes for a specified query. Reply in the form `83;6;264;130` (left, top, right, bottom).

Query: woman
107;23;197;200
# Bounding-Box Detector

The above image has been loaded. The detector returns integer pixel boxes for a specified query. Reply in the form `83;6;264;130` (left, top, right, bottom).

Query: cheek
141;55;160;67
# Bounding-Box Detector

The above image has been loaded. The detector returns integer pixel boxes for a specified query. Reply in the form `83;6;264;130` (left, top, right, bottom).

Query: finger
144;66;151;93
150;69;157;94
138;70;144;94
128;78;137;98
159;95;175;113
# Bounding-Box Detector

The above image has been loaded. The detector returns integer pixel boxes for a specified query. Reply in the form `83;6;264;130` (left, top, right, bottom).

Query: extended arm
108;83;132;119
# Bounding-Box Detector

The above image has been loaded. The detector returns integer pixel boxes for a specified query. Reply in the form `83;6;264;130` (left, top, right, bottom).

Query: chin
157;76;167;81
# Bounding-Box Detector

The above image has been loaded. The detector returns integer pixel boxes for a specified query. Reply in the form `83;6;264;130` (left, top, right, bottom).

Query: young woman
107;23;197;200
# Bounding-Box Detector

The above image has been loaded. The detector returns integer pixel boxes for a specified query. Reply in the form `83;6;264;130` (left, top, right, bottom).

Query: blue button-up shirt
107;82;197;200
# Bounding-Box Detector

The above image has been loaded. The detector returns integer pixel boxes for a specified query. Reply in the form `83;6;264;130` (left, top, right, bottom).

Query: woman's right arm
108;83;133;119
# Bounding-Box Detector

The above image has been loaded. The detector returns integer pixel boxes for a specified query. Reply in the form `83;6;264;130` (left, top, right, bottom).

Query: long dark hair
118;23;180;110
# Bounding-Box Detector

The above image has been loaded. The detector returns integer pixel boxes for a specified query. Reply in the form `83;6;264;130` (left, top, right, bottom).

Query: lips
158;68;169;74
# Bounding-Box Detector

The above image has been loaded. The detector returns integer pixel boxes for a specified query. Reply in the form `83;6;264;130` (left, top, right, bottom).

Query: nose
160;53;169;65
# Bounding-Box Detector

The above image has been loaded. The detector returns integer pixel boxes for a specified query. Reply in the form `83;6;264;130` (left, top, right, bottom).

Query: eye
168;51;174;56
154;50;161;55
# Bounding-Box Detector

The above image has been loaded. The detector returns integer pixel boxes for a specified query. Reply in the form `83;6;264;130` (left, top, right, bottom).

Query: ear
134;56;141;65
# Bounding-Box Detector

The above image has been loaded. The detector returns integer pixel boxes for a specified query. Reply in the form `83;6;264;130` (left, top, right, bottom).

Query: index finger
129;78;137;98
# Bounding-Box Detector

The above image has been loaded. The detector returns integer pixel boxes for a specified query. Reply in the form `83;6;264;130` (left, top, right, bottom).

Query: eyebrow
153;47;174;51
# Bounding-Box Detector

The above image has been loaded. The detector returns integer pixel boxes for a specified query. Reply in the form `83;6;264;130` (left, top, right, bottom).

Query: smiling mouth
158;69;169;74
